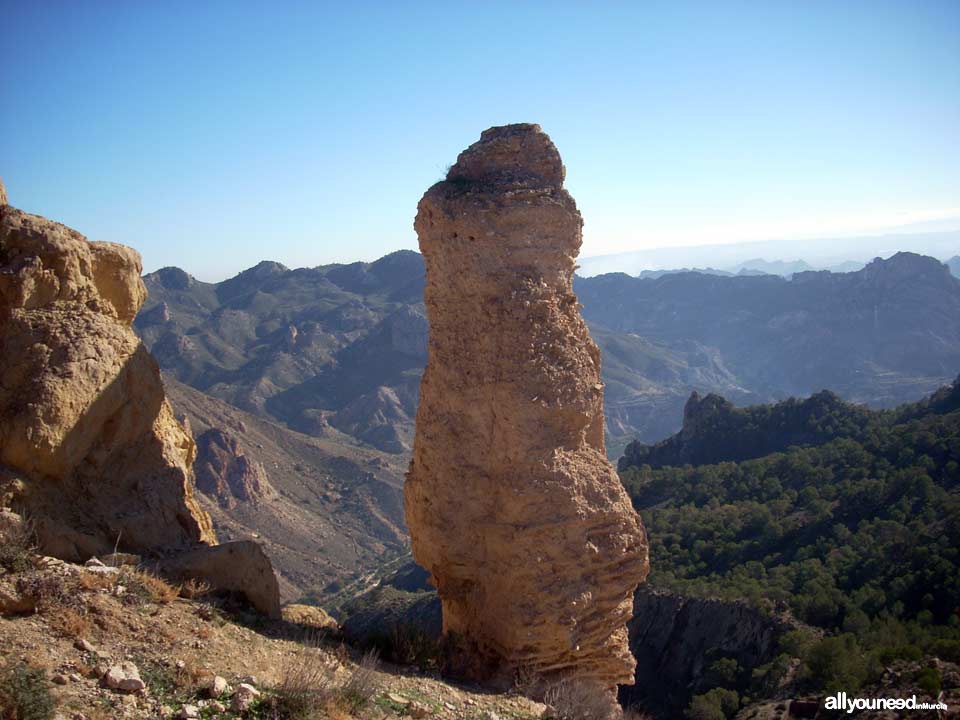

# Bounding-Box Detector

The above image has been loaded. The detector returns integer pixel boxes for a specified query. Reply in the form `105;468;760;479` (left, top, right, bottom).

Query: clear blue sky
2;1;958;280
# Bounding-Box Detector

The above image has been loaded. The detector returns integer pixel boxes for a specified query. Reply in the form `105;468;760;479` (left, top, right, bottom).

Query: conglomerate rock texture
405;125;649;699
0;182;215;559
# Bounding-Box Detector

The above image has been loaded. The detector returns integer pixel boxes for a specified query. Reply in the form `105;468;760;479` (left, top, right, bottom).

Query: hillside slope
162;376;407;604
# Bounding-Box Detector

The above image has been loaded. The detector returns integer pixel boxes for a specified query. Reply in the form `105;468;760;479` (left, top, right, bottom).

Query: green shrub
0;661;55;720
685;688;739;720
805;634;868;692
916;666;941;696
0;521;35;574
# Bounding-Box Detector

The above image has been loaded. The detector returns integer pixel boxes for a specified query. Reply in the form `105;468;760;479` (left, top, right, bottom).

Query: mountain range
575;228;960;277
137;251;960;457
132;250;960;603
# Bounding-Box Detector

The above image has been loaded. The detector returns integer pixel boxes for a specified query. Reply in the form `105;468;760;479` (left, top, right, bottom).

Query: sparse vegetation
267;645;337;720
125;568;180;604
338;650;380;713
0;520;35;575
50;607;92;640
543;679;617;720
0;660;56;720
684;688;739;720
360;622;439;671
14;573;71;611
179;577;212;600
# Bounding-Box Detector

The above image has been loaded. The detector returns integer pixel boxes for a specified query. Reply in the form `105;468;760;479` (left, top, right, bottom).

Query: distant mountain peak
243;260;290;277
149;266;196;290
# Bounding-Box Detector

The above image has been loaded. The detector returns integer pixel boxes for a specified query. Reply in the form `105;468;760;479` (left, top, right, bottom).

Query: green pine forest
619;377;960;697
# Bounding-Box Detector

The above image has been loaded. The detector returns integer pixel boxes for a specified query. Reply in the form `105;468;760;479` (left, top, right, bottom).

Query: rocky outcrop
331;386;413;454
194;429;273;508
621;589;795;715
161;541;281;619
405;125;649;702
0;184;215;559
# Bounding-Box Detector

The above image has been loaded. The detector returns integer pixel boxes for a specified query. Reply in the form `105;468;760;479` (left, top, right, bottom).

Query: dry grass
270;646;337;720
179;577;212;600
77;571;117;592
174;659;210;690
543;679;619;720
50;607;92;640
512;664;539;696
126;568;180;604
263;641;381;719
338;650;380;713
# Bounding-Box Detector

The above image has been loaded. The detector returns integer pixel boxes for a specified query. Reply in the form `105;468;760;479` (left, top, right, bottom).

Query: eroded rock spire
406;124;649;706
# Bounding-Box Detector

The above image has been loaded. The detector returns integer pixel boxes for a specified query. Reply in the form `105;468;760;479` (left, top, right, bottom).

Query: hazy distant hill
949;255;960;278
575;252;960;445
575;228;960;277
136;251;960;459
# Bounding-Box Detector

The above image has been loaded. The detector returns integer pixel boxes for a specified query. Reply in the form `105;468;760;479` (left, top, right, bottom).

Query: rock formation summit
0;181;215;559
406;125;650;701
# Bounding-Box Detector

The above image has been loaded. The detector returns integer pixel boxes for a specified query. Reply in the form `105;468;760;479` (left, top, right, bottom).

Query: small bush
338;650;380;713
543;679;617;720
179;578;212;600
0;522;35;575
917;666;941;696
125;569;180;604
0;660;56;720
269;647;336;720
76;571;116;593
14;574;70;611
804;634;868;692
685;688;739;720
366;623;438;670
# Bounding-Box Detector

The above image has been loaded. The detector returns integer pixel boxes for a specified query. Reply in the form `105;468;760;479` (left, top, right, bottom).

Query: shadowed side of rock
0;189;215;559
161;541;282;619
405;125;649;706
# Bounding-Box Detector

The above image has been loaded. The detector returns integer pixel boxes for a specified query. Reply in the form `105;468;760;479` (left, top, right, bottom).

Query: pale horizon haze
1;1;959;281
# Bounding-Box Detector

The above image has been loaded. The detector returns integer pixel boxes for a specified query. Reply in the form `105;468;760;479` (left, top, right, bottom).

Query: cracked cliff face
0;181;215;560
405;125;649;701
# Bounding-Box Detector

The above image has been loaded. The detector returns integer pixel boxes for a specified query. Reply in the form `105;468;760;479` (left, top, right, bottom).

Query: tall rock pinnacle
406;124;649;704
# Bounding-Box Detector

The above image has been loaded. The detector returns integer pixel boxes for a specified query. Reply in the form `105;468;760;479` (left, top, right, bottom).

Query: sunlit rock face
405;124;649;707
0;181;215;560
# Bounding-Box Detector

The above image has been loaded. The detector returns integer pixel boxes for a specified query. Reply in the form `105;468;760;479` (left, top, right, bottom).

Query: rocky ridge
406;124;649;707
